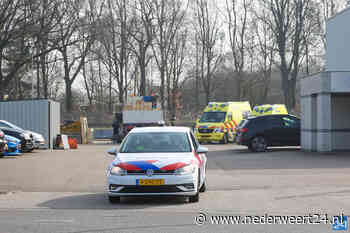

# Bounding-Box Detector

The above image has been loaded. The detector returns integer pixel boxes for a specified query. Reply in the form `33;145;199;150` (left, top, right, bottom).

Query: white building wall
331;95;350;151
326;8;350;71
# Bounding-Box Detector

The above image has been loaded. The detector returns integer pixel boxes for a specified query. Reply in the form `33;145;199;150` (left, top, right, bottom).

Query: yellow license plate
137;179;164;186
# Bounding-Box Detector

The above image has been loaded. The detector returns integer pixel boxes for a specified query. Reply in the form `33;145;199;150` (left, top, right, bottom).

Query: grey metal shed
0;99;60;149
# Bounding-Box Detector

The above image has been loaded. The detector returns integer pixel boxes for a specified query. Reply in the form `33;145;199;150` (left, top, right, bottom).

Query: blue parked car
4;135;21;156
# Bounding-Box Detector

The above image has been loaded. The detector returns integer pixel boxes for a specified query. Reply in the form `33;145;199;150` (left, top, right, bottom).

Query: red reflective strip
160;162;187;171
229;122;233;128
209;126;216;129
232;120;238;127
194;153;202;165
116;162;141;171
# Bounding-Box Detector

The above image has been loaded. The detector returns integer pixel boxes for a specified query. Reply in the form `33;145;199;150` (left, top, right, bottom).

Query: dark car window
238;119;248;128
268;117;283;127
199;112;226;123
120;132;192;153
282;116;300;128
0;122;9;128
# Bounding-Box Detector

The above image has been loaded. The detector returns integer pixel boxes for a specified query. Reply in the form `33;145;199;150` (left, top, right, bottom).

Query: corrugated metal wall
0;99;60;149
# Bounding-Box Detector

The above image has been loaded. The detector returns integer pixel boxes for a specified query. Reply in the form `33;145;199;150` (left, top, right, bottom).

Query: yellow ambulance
251;104;288;116
194;102;251;144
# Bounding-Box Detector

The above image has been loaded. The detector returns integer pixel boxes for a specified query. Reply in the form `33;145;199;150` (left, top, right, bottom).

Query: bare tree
167;30;188;118
258;0;313;111
0;0;61;99
250;5;276;104
97;0;134;108
55;0;98;112
128;0;154;96
150;0;187;112
225;0;251;100
194;0;223;104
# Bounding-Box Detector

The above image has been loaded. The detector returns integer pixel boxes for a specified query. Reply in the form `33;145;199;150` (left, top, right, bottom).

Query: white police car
106;127;208;203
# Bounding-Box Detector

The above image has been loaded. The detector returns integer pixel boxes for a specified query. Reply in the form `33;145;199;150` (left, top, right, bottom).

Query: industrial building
301;7;350;152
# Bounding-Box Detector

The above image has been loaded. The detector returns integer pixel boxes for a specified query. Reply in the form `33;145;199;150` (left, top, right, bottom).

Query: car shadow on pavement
206;147;350;170
0;156;18;159
232;147;301;153
38;193;189;210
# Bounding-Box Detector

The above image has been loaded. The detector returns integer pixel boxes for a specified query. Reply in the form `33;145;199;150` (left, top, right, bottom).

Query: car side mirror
107;148;117;157
197;146;208;154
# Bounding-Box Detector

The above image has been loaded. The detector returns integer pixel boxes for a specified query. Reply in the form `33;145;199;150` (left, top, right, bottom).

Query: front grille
119;185;183;193
127;170;175;175
198;128;214;133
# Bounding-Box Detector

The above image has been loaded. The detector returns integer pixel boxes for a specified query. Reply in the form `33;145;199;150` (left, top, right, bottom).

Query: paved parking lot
1;144;350;233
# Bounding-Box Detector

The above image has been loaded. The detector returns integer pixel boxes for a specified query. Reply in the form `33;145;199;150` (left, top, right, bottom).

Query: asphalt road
1;144;350;233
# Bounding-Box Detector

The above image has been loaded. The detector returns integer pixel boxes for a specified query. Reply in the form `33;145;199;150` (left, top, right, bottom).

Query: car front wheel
199;181;206;192
250;136;267;152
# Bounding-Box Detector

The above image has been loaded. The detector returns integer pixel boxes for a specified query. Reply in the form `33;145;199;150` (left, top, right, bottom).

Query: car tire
220;133;228;144
108;196;120;204
189;191;199;203
199;181;206;193
248;144;253;151
250;136;267;152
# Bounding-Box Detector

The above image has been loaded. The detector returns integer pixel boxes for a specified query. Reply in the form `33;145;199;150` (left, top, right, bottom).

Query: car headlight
23;133;31;140
35;135;44;141
174;164;195;175
214;128;224;133
110;166;127;176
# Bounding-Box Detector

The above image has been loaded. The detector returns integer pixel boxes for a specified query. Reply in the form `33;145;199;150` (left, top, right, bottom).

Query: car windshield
120;132;192;153
0;121;23;131
237;119;248;128
199;112;226;123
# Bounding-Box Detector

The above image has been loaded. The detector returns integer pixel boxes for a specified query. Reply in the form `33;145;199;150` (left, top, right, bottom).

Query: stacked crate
123;96;159;111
